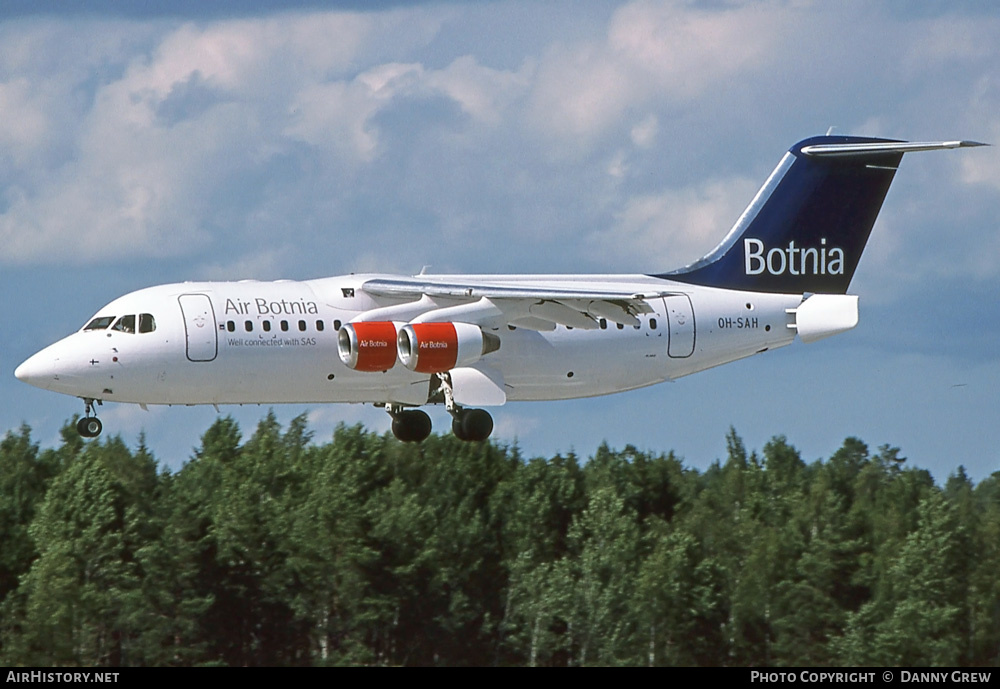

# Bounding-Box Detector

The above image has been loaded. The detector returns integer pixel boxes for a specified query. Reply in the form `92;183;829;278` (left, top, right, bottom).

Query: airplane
14;135;985;442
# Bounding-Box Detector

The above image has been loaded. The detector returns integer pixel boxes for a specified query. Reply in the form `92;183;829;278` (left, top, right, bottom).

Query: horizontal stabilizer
801;140;987;157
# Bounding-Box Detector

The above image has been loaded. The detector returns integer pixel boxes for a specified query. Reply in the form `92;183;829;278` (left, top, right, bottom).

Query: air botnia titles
744;237;844;276
224;297;319;316
750;670;992;683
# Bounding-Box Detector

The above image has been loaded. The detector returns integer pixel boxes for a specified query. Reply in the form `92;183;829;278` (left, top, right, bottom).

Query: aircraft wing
355;276;674;330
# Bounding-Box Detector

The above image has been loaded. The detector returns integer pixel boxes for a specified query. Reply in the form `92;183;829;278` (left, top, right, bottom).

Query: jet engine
338;321;399;371
397;322;500;373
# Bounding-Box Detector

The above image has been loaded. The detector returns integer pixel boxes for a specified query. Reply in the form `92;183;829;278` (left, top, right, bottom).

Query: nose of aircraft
15;351;55;389
14;337;85;393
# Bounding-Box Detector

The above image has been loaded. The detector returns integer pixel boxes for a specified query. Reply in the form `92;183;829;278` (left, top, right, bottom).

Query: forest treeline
0;414;998;667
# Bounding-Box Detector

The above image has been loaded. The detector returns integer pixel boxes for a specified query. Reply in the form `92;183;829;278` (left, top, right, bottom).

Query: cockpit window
139;313;156;333
84;316;115;331
112;315;136;334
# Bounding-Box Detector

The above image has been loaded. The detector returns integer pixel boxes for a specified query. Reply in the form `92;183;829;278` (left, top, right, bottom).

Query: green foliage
3;434;157;665
0;418;994;666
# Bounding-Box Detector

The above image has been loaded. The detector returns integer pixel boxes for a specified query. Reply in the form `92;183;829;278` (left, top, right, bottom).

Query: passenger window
298;320;306;332
112;315;136;333
316;320;325;332
245;320;253;332
280;320;289;332
263;321;272;332
227;321;236;333
649;318;657;330
334;320;342;331
139;313;156;333
85;316;115;331
599;318;607;330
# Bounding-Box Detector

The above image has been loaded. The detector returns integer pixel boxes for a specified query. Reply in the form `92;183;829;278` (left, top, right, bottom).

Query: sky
1;0;998;481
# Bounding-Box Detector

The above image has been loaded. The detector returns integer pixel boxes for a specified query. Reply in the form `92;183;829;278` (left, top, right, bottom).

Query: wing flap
529;301;600;330
508;316;557;332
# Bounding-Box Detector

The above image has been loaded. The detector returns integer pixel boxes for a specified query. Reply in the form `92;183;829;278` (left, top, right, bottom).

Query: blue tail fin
660;135;983;294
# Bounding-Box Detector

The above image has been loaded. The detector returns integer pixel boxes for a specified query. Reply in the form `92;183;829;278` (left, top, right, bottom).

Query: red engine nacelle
397;322;500;373
338;321;399;372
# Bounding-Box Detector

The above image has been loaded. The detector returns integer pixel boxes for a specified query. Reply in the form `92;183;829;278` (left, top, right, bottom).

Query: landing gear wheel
452;408;493;442
451;415;469;441
77;416;103;438
391;409;432;443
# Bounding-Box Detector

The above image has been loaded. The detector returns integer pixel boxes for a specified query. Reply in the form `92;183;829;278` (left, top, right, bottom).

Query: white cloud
130;14;376;99
196;246;294;281
286;54;532;163
491;410;541;445
588;176;760;272
607;150;629;178
960;119;1000;193
607;0;774;88
525;0;785;150
630;114;658;149
0;11;442;266
285;62;425;163
307;404;388;435
0;79;53;166
424;54;532;125
899;14;1000;76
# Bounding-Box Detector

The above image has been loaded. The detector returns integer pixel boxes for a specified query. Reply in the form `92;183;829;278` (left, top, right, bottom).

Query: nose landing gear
76;398;103;438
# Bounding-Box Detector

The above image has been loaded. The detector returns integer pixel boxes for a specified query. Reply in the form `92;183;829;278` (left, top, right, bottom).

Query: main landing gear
76;398;103;438
384;405;494;443
438;371;493;442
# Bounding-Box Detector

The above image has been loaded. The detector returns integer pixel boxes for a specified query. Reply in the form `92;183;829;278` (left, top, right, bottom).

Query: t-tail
659;135;985;294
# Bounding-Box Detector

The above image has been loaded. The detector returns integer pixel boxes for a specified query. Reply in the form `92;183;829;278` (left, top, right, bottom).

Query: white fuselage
15;273;806;409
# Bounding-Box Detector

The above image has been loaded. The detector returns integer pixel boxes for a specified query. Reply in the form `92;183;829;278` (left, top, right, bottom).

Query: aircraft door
664;295;695;358
178;294;218;362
